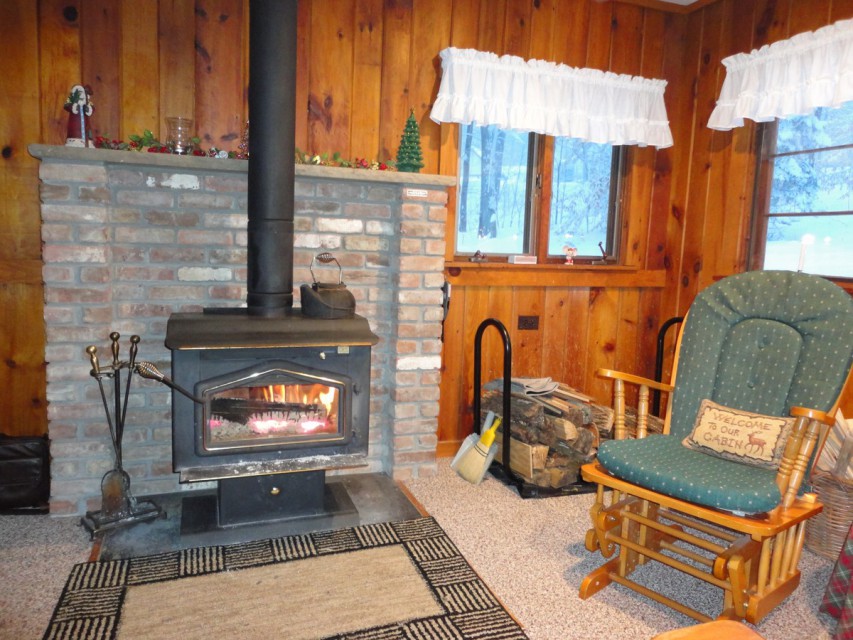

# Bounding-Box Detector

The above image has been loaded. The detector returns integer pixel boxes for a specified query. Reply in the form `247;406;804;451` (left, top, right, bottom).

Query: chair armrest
597;369;675;393
789;405;834;426
776;406;834;508
596;369;674;440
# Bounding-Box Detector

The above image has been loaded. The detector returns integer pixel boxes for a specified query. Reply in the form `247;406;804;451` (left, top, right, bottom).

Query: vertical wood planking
830;0;853;21
752;0;791;46
551;0;590;66
294;0;312;151
1;0;42;257
667;9;702;317
241;0;250;143
615;289;642;400
378;0;412;161
121;0;159;141
712;0;758;280
789;0;832;33
437;0;480;175
483;287;512;386
308;0;355;156
629;9;666;269
647;13;686;285
409;0;452;174
1;0;48;436
585;0;613;71
38;0;83;145
688;1;725;291
610;4;644;75
540;287;571;380
459;285;490;436
615;6;652;269
438;285;466;444
449;0;480;49
159;0;196;140
477;0;506;54
195;0;245;151
511;287;544;377
81;0;121;139
564;288;591;392
528;0;556;62
351;0;385;160
503;0;532;57
585;287;619;403
13;0;853;445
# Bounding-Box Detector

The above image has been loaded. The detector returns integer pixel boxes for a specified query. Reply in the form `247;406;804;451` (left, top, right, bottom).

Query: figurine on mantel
64;84;93;148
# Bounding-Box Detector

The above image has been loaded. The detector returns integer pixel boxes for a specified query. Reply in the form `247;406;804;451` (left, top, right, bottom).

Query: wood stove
166;310;377;531
167;311;377;484
166;0;379;533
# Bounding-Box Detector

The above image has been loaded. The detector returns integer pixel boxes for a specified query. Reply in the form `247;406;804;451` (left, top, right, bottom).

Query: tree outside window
752;102;853;278
455;124;622;261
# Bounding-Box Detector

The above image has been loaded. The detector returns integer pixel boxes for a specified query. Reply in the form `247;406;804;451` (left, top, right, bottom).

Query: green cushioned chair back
669;271;853;440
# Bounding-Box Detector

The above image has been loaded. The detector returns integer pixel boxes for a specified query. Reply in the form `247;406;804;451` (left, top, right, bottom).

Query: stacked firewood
480;385;608;489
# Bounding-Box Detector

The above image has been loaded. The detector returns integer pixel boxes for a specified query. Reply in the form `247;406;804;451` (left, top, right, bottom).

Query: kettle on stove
300;252;356;319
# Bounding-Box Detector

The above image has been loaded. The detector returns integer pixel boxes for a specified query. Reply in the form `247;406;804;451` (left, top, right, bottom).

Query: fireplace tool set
81;332;167;538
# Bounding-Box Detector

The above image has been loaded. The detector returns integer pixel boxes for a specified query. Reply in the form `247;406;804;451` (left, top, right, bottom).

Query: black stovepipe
245;0;298;316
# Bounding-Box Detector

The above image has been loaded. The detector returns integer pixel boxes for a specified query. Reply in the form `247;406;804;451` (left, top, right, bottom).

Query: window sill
444;261;667;288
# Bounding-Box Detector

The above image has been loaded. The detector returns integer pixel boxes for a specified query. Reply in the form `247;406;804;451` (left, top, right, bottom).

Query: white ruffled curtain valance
429;47;673;149
708;18;853;130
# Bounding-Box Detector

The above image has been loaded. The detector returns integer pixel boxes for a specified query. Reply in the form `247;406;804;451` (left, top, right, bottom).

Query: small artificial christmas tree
237;120;249;159
396;109;424;173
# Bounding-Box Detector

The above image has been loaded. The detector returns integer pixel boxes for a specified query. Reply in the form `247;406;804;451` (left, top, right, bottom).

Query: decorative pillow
682;399;794;470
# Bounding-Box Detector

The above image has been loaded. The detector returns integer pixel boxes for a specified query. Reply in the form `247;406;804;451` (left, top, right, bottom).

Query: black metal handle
653;316;684;416
472;318;521;488
135;362;204;404
310;252;343;285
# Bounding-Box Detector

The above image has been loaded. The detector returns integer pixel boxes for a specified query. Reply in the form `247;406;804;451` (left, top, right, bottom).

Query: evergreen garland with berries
395;109;424;173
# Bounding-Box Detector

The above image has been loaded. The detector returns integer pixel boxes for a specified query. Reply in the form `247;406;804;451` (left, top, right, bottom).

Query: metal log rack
472;318;597;499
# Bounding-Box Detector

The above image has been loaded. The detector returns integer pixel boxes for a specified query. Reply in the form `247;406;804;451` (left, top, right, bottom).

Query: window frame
452;126;627;265
749;117;853;277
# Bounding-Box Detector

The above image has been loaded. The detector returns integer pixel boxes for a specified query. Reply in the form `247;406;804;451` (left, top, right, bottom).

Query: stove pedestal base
180;470;358;544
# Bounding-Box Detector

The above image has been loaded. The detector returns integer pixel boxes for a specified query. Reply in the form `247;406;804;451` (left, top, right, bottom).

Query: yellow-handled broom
450;411;502;484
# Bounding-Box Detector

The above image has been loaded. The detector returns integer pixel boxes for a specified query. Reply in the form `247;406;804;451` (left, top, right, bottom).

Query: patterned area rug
42;517;527;640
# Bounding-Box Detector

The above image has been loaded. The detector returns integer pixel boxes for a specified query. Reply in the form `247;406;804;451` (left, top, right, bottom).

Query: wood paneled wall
2;0;851;440
656;0;853;436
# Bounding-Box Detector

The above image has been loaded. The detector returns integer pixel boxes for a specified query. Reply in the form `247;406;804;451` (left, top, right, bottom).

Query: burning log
209;398;332;435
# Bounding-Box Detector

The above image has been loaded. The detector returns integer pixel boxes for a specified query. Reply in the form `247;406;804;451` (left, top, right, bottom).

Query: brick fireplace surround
29;144;454;516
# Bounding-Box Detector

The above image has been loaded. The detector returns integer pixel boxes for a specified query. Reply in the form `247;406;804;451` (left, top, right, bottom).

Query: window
751;102;853;278
455;123;623;262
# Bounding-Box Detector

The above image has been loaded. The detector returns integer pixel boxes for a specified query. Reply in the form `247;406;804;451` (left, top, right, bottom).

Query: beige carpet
404;459;839;640
43;516;527;640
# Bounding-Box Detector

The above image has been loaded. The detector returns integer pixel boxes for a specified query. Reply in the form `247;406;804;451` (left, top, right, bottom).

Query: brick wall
31;145;453;515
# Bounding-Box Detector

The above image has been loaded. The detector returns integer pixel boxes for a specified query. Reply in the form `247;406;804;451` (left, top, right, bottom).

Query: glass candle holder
165;116;195;155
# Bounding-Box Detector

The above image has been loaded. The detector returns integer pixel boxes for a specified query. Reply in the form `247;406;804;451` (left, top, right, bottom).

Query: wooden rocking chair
580;270;853;624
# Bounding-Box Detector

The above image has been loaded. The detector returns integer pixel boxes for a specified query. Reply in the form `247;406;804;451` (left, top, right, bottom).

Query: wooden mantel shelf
445;261;667;288
28;144;457;188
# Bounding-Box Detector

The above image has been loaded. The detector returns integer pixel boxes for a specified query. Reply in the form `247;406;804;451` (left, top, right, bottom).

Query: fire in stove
209;384;338;436
198;363;350;453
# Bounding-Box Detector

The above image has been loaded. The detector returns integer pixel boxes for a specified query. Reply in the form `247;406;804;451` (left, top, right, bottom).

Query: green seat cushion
597;435;781;514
